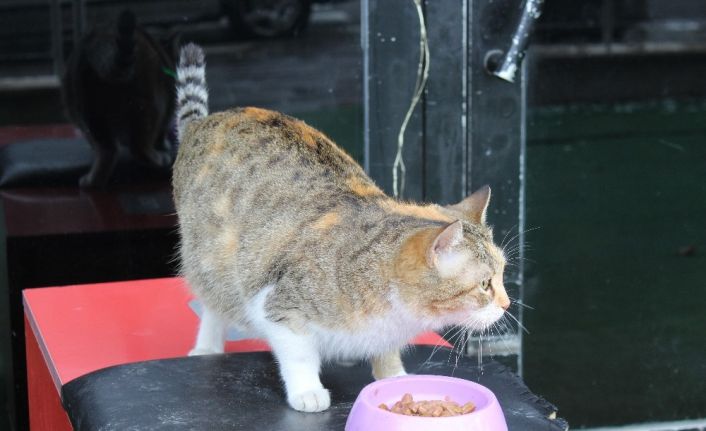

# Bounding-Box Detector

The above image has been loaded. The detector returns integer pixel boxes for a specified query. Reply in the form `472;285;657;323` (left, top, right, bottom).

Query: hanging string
392;0;430;199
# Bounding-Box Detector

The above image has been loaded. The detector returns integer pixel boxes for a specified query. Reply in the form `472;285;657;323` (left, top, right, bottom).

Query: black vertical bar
468;1;526;370
423;0;466;205
363;0;425;201
468;0;525;289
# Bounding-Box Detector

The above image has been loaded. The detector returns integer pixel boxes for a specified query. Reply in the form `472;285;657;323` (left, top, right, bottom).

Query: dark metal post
466;0;529;373
363;0;426;201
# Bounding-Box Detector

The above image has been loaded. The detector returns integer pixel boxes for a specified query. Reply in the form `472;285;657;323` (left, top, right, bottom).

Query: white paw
287;388;331;412
188;347;222;356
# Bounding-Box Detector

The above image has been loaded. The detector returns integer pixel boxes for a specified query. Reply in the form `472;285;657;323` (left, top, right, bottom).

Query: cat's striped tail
176;43;209;141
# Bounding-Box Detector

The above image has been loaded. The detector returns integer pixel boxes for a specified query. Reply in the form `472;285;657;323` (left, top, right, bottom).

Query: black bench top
61;346;568;430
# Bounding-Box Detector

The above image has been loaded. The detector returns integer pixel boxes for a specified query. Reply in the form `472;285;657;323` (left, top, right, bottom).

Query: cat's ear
447;185;491;224
427;220;464;269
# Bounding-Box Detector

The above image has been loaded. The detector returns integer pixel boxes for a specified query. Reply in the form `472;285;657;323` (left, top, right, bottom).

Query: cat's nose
499;297;510;310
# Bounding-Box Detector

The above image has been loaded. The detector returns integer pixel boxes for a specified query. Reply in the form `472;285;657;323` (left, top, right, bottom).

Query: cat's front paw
287;388;331;412
188;347;222;356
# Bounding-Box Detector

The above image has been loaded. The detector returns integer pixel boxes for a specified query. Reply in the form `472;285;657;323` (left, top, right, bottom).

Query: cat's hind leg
371;350;407;380
189;306;227;356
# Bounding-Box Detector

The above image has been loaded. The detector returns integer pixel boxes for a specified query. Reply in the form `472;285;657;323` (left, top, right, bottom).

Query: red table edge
23;295;63;393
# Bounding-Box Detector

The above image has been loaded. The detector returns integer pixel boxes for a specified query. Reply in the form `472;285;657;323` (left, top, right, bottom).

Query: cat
62;10;177;187
172;43;511;413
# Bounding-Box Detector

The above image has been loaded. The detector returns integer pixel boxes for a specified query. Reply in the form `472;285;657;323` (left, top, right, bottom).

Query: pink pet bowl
345;375;508;431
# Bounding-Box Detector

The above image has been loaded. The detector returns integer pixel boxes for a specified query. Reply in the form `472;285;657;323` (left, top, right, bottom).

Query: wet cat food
378;393;476;417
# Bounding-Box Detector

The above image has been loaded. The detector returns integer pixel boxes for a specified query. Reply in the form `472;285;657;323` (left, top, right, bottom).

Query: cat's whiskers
501;227;528;256
436;317;473;367
504;225;540;249
501;226;540;264
498;315;512;335
419;324;467;369
508;256;535;265
446;329;461;368
504;310;529;334
452;326;471;372
485;322;504;359
419;310;487;371
455;320;480;369
505;247;533;260
499;223;518;250
504;242;525;255
504;243;530;260
509;296;534;310
458;313;490;368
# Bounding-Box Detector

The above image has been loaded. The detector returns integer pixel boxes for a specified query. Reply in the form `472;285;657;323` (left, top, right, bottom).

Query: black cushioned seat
62;346;568;430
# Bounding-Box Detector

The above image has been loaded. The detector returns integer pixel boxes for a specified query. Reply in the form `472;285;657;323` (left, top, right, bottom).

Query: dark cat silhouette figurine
62;10;178;187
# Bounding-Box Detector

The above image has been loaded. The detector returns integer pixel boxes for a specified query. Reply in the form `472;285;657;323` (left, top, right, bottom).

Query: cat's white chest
308;300;426;360
245;285;427;361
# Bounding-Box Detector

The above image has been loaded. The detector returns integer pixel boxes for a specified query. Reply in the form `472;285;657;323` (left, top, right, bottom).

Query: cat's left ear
447;185;491;224
427;220;464;269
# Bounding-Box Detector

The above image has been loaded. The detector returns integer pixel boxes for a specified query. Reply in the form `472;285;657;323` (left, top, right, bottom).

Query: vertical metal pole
516;57;528;378
423;0;467;205
466;0;527;372
361;0;370;174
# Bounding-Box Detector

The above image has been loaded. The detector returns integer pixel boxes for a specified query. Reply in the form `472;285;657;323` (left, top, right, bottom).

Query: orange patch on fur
346;176;384;197
312;212;341;230
393;228;439;282
243;107;274;122
292;121;319;148
381;201;454;223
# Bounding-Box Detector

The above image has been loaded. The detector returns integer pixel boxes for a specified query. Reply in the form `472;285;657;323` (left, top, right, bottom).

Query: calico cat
173;43;510;413
62;10;177;187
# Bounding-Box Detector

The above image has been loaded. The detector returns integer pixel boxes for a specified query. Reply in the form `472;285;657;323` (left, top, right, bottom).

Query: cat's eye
479;279;492;292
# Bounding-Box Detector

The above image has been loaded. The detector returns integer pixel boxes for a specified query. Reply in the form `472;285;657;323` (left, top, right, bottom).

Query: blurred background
0;0;705;430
